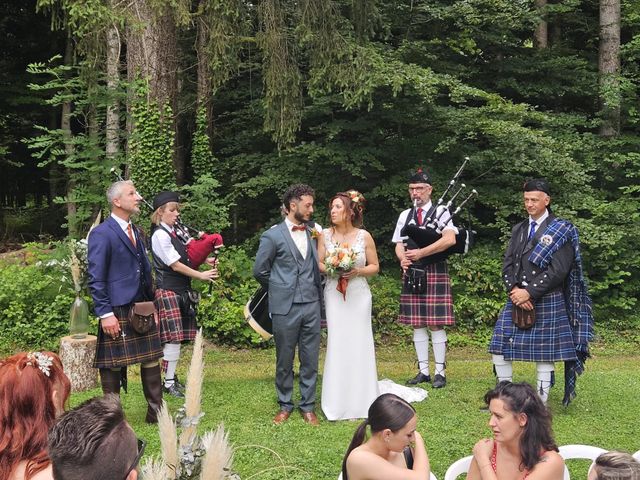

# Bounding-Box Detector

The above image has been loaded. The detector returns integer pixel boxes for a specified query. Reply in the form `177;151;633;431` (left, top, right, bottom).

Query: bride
319;190;380;420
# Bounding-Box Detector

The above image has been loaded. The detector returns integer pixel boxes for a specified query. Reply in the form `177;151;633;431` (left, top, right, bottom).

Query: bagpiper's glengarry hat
523;178;551;195
408;168;431;185
152;191;180;211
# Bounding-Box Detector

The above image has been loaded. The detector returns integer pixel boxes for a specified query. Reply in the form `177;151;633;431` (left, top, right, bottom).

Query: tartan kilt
154;289;197;344
489;290;577;362
398;261;455;327
93;305;162;368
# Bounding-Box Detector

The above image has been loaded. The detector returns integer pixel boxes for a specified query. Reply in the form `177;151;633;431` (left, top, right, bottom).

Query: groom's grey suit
253;221;323;413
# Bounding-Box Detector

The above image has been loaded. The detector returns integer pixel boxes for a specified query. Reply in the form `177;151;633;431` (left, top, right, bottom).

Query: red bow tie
291;225;306;232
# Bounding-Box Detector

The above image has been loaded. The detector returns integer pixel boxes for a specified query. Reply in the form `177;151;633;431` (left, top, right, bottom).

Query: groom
253;184;323;425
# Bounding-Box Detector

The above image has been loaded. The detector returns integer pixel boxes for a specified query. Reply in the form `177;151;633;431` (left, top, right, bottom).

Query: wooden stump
59;335;98;392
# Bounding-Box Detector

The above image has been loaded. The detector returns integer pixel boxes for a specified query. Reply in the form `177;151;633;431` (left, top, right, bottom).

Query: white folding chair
559;444;607;480
339;470;437;479
444;455;473;480
633;450;640;462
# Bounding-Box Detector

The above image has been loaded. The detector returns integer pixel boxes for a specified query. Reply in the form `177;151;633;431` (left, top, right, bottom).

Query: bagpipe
401;157;478;267
110;168;224;269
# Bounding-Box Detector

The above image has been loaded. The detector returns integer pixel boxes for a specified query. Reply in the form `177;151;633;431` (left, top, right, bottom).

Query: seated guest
342;393;430;480
589;451;640;480
0;351;71;480
48;394;143;480
467;381;565;480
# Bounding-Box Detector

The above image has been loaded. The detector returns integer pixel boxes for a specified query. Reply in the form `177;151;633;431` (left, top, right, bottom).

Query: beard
293;210;310;224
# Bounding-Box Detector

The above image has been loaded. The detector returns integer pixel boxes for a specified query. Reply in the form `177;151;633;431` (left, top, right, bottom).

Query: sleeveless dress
321;229;380;420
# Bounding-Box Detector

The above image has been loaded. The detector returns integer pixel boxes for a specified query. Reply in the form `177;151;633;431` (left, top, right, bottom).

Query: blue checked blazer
87;215;153;316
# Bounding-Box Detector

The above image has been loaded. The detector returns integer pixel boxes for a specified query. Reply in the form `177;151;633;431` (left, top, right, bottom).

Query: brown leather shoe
273;410;291;425
301;411;320;426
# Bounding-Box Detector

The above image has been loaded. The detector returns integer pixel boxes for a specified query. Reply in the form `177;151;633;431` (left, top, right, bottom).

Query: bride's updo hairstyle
341;393;416;480
330;190;366;228
0;351;71;480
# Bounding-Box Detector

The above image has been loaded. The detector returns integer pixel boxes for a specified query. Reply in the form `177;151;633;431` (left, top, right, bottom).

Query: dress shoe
432;374;447;388
173;374;186;392
301;411;320;426
163;382;185;398
273;410;291;425
406;372;431;385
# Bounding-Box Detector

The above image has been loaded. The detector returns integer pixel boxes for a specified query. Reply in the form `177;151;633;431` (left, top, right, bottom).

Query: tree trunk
599;0;621;137
105;5;120;162
534;0;548;48
126;0;182;181
196;7;214;147
62;33;77;237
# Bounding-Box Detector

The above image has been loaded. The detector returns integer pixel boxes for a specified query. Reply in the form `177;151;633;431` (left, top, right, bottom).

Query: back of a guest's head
484;381;558;470
591;451;640;480
0;351;71;480
48;394;140;480
342;394;417;479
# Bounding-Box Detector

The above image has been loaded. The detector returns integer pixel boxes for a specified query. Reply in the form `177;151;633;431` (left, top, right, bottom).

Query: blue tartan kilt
93;304;163;368
154;289;197;344
489;290;577;362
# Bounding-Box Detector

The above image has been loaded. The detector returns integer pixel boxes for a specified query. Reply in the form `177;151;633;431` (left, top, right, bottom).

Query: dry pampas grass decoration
141;329;236;479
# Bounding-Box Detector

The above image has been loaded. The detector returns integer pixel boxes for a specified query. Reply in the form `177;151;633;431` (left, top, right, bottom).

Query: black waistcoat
151;225;191;294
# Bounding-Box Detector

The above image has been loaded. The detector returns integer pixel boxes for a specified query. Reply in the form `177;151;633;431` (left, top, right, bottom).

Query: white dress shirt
285;218;308;259
151;222;181;267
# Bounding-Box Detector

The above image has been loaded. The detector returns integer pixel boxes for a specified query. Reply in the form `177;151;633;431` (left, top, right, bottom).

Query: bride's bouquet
324;243;357;300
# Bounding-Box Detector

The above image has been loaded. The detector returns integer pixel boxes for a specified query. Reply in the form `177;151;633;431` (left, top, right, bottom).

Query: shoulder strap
403;447;414;469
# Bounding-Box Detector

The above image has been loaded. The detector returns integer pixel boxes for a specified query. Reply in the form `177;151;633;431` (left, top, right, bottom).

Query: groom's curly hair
282;184;315;213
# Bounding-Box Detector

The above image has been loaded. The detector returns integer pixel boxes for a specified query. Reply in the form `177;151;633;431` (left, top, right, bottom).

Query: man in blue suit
253;184;323;425
87;180;163;423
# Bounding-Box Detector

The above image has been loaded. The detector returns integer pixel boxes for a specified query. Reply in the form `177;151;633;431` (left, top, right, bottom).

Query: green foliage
449;243;505;328
179;174;231;237
190;106;216;178
128;84;177;202
23;56;114;236
0;245;82;352
195;246;265;347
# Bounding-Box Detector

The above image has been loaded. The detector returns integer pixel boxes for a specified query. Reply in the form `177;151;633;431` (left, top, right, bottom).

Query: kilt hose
154;288;197;344
398;261;455;327
489;290;578;362
93;304;163;368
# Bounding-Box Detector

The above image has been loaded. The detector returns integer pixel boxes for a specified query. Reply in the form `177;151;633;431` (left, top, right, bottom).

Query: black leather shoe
432;374;447;388
406;372;431;385
163;382;185;398
173;374;186;392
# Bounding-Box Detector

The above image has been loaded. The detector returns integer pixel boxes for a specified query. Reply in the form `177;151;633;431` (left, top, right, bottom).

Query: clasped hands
510;287;533;310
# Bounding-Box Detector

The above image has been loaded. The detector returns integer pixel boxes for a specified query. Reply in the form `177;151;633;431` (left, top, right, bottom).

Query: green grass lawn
69;340;640;479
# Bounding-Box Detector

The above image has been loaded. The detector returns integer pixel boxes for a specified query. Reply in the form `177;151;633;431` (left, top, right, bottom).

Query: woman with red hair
0;351;71;480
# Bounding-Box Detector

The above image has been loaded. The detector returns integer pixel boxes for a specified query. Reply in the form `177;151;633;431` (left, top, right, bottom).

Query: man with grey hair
48;394;142;480
87;180;163;423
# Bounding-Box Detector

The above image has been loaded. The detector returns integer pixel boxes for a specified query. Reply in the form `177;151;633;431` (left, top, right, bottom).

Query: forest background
0;0;639;352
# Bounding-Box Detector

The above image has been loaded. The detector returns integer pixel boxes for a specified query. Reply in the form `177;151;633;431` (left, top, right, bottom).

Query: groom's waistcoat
292;238;320;303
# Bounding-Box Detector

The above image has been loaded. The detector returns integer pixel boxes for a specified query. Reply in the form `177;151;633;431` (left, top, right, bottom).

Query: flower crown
346;190;365;205
26;352;54;377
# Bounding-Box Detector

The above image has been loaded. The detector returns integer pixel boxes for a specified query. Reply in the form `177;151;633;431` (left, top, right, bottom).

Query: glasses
124;438;146;479
408;186;427;192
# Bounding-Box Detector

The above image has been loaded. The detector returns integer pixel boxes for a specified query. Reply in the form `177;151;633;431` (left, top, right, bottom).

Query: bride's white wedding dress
321;229;379;420
321;230;426;421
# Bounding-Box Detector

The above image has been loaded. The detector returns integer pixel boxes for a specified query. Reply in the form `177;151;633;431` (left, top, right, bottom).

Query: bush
0;263;76;353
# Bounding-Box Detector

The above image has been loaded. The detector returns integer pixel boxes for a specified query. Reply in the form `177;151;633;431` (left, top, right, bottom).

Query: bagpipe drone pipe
401;157;478;267
110;168;224;269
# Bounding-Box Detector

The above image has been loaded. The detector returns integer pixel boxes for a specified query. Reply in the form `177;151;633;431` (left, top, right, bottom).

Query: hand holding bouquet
324;243;358;300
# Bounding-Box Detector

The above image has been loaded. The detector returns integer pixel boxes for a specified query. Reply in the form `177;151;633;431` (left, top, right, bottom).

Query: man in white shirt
392;168;457;389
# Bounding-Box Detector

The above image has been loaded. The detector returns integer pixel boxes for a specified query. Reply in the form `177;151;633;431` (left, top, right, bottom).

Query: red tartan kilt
398;262;455;327
154;289;197;344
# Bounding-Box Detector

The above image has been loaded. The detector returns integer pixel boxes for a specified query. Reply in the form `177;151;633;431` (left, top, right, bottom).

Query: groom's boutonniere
309;226;320;240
